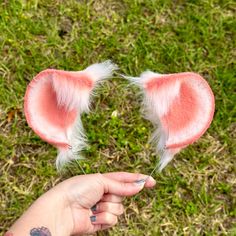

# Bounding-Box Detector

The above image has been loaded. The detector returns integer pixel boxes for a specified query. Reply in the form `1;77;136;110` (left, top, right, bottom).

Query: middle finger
101;194;123;203
92;202;124;216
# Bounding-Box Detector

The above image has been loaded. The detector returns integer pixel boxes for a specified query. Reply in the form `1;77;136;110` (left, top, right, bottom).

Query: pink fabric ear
128;71;215;171
24;61;118;169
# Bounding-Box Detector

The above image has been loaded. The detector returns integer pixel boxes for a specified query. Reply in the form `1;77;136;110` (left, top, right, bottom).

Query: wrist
9;190;73;236
35;190;74;236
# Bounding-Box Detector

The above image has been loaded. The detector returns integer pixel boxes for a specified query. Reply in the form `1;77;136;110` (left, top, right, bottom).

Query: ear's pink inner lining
161;82;197;133
38;80;77;132
145;73;214;148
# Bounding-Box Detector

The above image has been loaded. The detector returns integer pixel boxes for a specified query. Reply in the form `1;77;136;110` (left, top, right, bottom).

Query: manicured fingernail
90;215;96;222
91;205;97;212
134;179;146;186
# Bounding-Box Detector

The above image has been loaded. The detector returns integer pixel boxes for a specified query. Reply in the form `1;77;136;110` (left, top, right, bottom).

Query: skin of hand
9;172;156;236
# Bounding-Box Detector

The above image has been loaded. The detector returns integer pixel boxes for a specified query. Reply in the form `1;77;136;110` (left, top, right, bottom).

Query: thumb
102;176;146;197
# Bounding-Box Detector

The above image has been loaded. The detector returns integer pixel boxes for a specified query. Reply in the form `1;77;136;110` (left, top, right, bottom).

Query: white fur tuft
121;71;163;86
56;117;87;170
149;125;169;151
129;71;179;171
55;61;118;169
56;149;74;170
120;74;141;85
52;60;118;113
158;149;175;171
27;61;118;170
52;73;91;113
83;60;118;82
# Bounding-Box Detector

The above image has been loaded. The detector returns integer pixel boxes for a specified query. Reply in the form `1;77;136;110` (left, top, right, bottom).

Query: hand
51;172;156;235
9;172;156;236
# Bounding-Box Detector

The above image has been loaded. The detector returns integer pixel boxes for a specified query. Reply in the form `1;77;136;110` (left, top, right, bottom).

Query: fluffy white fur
84;60;119;82
52;60;118;113
56;117;87;169
126;71;214;171
125;71;178;171
52;76;90;113
158;149;174;171
27;61;118;170
55;61;118;169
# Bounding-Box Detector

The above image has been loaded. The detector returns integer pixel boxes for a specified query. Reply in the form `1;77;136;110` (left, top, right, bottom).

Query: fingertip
145;176;156;188
121;182;145;196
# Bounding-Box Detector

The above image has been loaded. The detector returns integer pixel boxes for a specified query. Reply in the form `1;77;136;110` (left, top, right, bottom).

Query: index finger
103;172;156;188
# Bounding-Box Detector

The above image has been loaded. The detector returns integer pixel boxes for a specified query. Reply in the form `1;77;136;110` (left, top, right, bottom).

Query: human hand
52;172;156;235
9;172;156;236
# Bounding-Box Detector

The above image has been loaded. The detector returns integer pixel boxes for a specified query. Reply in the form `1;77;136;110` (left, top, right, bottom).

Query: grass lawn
0;0;235;235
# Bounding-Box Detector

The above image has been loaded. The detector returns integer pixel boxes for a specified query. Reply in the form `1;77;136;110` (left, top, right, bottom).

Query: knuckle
119;182;127;195
114;195;123;203
106;203;112;212
100;202;109;212
104;212;117;225
96;173;103;179
96;173;107;191
118;204;124;215
113;217;118;225
104;212;111;223
101;194;109;202
96;173;105;184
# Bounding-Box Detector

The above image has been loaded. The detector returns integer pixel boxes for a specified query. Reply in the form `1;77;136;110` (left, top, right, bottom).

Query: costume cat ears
24;62;215;171
24;61;118;169
127;71;215;170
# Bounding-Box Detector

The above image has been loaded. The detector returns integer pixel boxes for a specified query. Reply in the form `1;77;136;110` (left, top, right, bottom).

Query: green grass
0;0;235;235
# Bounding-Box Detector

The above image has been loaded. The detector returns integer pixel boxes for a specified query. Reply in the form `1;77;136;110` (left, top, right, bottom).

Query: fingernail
91;205;97;212
90;215;96;222
134;179;146;187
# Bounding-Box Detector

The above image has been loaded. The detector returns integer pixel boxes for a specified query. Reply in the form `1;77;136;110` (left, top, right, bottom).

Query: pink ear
24;61;118;169
129;71;215;170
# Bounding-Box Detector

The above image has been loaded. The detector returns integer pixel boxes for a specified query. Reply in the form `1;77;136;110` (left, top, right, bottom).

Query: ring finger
90;212;118;226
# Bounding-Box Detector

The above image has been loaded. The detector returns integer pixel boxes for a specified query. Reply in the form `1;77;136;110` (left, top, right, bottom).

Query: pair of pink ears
24;61;215;170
